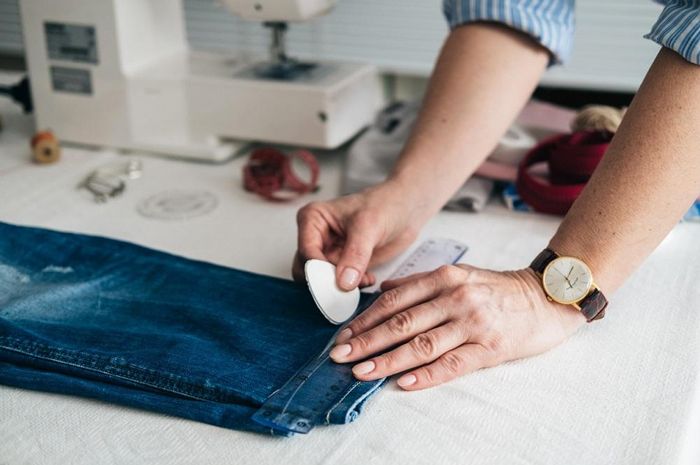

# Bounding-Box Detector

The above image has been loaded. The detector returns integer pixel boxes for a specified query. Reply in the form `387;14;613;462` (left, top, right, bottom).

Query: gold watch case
541;256;595;306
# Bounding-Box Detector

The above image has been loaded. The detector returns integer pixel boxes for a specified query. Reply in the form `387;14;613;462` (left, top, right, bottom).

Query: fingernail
336;328;352;343
352;360;375;376
329;344;352;360
397;374;417;387
340;267;360;290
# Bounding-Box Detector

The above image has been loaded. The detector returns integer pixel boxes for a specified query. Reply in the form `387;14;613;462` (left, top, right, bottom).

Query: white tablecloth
1;87;699;465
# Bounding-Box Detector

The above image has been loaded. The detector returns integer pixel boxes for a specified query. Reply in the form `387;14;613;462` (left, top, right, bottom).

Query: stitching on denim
0;336;222;401
277;353;331;418
324;381;361;425
0;335;259;406
266;305;379;425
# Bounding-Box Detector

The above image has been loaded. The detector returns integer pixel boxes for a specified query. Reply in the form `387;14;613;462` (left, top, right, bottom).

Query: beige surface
0;93;699;465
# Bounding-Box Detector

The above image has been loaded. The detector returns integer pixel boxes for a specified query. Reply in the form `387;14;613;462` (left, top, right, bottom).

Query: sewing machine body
19;0;383;161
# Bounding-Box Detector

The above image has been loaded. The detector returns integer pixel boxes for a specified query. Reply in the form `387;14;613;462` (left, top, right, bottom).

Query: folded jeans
0;222;386;436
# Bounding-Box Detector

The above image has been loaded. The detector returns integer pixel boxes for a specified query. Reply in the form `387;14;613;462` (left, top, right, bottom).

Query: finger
335;216;381;291
308;243;374;286
396;343;492;391
296;204;330;263
367;234;417;268
350;322;469;381
291;251;306;282
330;297;450;363
380;271;431;291
382;263;465;292
359;271;376;288
336;276;441;343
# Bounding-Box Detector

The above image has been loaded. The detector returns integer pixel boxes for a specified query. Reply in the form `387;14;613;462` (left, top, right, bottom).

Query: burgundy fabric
549;131;610;184
516;131;613;215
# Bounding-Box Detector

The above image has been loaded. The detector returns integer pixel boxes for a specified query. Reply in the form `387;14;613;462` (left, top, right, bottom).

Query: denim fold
0;222;386;436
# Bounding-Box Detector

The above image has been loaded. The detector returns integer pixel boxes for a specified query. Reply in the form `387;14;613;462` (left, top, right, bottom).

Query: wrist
368;176;436;225
386;170;448;217
504;268;588;326
547;232;616;296
528;246;610;322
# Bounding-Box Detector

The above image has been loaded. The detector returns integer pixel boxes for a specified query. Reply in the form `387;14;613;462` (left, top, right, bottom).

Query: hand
329;265;586;390
292;181;428;290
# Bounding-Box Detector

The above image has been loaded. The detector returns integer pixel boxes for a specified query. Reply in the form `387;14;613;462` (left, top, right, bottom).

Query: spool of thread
30;130;61;164
571;105;627;134
488;124;538;166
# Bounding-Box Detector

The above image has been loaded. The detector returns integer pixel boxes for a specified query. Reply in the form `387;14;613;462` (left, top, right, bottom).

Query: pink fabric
474;160;519;182
516;99;576;133
475;100;576;182
516;131;612;215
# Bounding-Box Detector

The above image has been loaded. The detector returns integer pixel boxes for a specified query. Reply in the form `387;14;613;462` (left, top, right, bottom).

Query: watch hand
554;268;567;279
566;276;581;290
554;267;573;286
566;266;574;279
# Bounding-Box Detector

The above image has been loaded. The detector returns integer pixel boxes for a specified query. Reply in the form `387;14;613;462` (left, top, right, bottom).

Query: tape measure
387;238;468;281
251;237;468;435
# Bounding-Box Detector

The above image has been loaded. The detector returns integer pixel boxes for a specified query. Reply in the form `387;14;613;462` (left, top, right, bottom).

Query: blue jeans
0;222;386;436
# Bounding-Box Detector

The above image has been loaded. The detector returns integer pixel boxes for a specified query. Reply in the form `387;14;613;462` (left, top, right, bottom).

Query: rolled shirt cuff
442;0;575;65
645;1;700;65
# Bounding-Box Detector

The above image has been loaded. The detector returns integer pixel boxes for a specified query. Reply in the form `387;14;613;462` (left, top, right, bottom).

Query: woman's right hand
292;181;428;290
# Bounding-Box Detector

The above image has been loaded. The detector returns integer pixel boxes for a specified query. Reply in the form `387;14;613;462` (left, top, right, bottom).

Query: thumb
336;218;380;291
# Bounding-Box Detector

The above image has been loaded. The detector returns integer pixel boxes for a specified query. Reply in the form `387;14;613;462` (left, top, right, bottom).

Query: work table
0;84;699;464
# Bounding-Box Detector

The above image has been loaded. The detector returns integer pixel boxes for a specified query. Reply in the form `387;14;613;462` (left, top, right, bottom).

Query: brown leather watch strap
530;248;558;274
530;248;608;323
578;288;608;322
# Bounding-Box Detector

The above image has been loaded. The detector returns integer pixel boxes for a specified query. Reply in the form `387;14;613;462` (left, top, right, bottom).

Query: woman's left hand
329;264;586;390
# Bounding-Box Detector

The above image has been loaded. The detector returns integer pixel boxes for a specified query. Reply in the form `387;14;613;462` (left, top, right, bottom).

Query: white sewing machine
19;0;383;161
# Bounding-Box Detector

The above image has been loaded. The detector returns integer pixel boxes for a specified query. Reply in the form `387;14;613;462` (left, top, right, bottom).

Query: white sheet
0;95;699;465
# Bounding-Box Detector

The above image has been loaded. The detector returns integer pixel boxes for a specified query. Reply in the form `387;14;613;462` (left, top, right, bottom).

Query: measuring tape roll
516;131;612;215
243;147;320;201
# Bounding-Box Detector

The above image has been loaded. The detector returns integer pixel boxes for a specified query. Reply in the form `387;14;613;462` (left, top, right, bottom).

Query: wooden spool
31;130;61;164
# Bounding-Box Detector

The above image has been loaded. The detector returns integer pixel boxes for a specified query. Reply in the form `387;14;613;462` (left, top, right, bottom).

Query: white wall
1;0;664;91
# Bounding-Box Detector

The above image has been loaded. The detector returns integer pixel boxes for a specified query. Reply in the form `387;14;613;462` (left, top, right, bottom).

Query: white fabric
344;100;495;212
0;93;699;465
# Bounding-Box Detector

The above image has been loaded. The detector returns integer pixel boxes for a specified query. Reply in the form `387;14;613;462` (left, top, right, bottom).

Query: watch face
543;256;593;305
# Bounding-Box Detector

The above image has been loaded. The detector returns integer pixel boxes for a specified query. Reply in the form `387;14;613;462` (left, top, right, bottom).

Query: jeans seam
0;335;258;405
276;353;331;418
324;381;361;425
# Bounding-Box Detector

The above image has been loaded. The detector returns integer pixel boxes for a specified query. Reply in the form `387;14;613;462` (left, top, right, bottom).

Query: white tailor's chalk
304;259;360;325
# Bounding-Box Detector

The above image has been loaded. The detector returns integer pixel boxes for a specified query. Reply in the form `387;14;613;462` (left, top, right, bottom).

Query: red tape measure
243;147;320;202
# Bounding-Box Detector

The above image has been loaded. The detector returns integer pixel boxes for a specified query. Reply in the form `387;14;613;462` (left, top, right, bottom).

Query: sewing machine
19;0;383;161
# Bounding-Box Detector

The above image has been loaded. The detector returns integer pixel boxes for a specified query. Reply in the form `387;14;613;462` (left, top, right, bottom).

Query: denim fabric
0;222;386;436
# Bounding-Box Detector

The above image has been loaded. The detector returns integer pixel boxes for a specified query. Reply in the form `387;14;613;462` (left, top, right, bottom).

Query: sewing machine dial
542;256;593;305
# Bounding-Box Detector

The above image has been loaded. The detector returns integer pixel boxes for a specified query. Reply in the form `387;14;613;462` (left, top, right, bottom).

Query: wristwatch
530;248;608;322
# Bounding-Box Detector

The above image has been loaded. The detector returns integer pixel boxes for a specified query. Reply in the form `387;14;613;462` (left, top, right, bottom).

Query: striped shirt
443;0;700;65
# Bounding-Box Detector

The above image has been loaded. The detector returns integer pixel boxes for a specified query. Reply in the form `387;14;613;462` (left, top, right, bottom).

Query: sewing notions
243;147;320;201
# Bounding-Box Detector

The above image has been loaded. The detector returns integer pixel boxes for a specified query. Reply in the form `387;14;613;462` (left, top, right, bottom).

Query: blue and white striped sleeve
645;1;700;65
442;0;575;65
